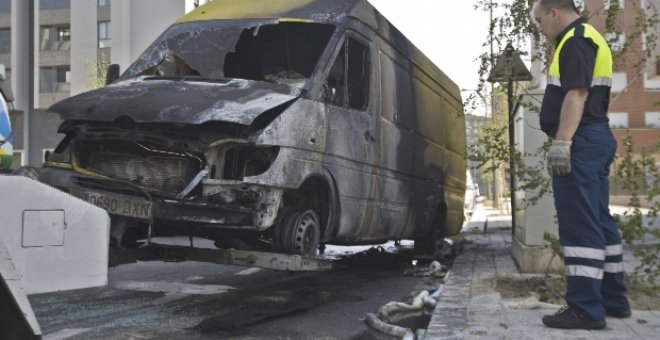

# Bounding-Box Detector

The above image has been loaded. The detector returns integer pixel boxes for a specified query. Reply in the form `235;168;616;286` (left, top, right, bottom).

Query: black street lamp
487;43;532;235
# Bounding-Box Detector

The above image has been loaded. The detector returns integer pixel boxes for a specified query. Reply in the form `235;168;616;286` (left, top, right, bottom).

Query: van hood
49;77;301;126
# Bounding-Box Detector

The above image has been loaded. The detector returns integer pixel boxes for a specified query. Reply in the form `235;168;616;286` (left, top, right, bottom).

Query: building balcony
39;9;71;26
39;49;70;67
39;86;70;109
98;6;111;21
0;13;10;28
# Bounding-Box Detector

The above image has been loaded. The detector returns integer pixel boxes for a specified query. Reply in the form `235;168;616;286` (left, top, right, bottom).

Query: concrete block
0;176;110;294
0;242;41;337
511;235;564;274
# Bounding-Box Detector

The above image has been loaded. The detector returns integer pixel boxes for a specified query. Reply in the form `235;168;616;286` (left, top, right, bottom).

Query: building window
644;55;660;90
40;26;71;50
0;29;10;54
0;0;10;14
611;72;627;92
56;67;69;83
98;21;111;48
11;150;24;170
98;0;110;7
604;0;625;10
57;27;70;42
40;66;70;93
605;32;625;52
645;112;660;128
608;112;629;128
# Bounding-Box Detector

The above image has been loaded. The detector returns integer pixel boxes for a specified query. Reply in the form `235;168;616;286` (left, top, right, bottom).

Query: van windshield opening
121;21;335;86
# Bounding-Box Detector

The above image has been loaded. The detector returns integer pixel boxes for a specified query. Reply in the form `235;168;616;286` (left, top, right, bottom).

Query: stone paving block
624;311;660;339
426;211;659;340
468;293;502;308
424;326;464;340
494;255;519;275
547;330;597;339
463;326;509;339
428;307;468;335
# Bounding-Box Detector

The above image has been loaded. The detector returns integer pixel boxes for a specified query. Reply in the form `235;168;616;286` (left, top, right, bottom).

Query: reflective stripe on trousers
552;122;629;320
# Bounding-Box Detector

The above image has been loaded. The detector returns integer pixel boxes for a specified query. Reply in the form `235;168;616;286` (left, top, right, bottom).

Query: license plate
74;190;153;220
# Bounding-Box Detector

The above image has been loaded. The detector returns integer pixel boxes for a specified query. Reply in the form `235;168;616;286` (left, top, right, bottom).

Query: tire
12;166;40;180
272;208;296;253
415;208;446;256
272;209;320;256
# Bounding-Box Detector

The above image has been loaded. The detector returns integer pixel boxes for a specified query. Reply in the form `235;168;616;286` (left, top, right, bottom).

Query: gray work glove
547;139;572;177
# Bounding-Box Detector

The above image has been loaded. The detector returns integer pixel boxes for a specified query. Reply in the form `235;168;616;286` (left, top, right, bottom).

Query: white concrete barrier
0;176;110;294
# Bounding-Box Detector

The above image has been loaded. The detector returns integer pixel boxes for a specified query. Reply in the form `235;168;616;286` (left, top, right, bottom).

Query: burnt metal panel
48;78;299;125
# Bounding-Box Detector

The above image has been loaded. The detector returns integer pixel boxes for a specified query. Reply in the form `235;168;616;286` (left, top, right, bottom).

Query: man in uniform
533;0;630;330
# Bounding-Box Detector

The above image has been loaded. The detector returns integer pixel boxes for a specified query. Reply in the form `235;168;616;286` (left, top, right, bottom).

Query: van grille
76;141;202;195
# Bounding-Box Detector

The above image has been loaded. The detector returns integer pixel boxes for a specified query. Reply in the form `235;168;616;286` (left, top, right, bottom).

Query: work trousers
551;122;629;321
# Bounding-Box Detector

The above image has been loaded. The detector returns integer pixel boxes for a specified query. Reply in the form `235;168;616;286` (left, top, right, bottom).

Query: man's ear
549;8;559;20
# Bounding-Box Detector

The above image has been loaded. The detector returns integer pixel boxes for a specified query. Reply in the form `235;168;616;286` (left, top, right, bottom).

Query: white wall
111;0;187;74
70;0;97;96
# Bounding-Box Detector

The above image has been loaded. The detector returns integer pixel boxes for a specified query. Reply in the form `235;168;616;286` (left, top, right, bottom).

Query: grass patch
496;276;660;310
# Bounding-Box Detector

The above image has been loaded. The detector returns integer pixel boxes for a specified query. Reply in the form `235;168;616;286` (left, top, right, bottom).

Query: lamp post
487;43;532;235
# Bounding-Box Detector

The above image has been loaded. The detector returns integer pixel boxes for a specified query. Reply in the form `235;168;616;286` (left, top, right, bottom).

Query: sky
368;0;492;95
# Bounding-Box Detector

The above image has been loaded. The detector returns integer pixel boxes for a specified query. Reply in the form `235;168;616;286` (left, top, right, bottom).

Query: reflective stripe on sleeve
604;262;624;273
566;265;604;279
563;246;605;260
592;77;612;86
605;244;623;256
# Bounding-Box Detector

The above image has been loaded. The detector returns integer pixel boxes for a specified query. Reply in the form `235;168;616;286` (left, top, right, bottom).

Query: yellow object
548;23;613;87
178;0;316;23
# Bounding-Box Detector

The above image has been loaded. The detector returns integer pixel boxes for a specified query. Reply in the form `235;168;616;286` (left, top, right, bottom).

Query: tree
468;0;659;284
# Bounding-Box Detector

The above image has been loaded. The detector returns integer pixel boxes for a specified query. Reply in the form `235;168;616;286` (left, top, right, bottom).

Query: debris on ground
365;285;444;339
365;313;414;340
504;296;562;310
403;260;448;277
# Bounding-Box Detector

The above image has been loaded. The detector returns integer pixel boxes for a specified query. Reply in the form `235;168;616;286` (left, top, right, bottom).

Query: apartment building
530;0;660;154
0;0;212;168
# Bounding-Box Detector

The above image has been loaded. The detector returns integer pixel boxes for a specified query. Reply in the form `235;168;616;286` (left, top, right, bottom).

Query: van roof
176;0;462;104
177;0;360;23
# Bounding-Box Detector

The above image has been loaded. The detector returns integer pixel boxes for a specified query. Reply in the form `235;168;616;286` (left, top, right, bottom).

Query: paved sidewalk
423;204;660;339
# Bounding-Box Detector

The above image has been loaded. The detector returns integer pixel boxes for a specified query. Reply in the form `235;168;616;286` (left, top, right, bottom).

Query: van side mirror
105;64;120;85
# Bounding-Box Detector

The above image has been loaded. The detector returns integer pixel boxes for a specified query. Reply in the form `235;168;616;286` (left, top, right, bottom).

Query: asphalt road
30;239;441;340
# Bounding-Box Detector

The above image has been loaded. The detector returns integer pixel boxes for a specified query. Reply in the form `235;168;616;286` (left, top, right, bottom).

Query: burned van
38;0;466;255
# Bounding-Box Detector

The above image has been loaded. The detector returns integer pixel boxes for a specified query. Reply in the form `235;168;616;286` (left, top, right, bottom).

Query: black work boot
542;305;606;330
606;308;632;318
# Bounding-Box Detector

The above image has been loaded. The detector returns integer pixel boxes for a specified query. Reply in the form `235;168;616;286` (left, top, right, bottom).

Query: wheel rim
292;211;319;255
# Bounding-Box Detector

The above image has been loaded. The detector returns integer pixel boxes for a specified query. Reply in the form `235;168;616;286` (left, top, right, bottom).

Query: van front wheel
272;209;320;256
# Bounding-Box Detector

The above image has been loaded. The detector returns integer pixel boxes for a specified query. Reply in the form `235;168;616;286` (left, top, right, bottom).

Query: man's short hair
537;0;579;14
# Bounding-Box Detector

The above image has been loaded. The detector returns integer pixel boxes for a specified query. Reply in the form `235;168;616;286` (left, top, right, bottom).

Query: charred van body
39;0;467;256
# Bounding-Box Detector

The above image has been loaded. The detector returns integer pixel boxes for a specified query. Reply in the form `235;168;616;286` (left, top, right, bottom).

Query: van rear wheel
415;208;446;256
272;209;320;256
